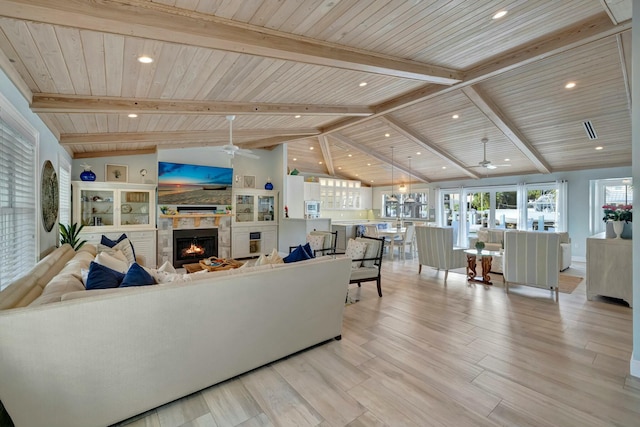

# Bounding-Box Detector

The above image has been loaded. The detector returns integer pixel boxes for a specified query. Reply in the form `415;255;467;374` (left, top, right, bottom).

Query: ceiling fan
473;137;510;170
212;115;259;159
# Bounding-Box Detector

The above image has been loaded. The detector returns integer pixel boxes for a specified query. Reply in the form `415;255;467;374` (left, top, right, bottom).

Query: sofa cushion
120;263;156;287
85;261;126;290
101;233;136;259
29;274;85;306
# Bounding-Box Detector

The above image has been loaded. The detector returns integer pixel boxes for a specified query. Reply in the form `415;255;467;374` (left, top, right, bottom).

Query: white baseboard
631;352;640;378
572;255;586;263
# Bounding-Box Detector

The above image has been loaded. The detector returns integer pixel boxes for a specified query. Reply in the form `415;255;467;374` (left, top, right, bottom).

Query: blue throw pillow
100;233;128;247
85;261;126;290
284;245;313;263
302;242;315;258
120;263;156;287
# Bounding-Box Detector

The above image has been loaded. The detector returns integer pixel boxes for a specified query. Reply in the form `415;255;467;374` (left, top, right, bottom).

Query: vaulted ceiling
0;0;633;186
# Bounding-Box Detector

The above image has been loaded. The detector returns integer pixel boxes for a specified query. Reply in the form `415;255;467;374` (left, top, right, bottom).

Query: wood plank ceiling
0;0;632;185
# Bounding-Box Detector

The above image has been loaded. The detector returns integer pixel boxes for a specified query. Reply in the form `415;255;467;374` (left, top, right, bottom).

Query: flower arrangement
602;204;632;223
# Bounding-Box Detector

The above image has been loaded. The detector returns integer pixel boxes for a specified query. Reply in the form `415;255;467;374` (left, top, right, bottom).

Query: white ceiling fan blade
236;149;259;159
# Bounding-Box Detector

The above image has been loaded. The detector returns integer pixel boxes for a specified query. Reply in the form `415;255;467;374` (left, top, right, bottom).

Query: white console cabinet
231;189;278;258
232;225;277;258
586;233;632;307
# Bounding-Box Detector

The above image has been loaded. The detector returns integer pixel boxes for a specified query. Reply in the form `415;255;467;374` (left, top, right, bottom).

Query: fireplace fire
173;228;218;267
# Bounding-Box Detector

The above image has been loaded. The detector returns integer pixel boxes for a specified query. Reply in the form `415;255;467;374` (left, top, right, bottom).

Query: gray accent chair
415;226;467;282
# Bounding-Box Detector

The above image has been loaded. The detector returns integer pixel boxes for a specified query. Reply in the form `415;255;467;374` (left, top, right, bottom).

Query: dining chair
384;225;415;260
364;224;380;238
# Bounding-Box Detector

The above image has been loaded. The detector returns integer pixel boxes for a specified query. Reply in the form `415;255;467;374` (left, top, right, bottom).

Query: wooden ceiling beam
379;116;480;179
0;0;461;84
461;86;551;174
329;133;430;183
73;148;156;159
318;135;335;177
60;128;320;145
321;12;630;134
31;94;373;116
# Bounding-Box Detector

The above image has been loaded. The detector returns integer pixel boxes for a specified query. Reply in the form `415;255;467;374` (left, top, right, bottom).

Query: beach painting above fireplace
158;162;233;205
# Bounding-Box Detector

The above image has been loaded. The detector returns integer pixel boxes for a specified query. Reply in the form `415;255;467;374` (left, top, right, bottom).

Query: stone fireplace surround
157;206;231;268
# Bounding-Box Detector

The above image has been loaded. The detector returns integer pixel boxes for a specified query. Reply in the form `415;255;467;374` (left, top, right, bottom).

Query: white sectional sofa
0;244;352;427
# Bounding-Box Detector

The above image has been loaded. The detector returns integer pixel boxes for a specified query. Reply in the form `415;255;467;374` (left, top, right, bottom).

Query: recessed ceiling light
595;146;603;150
355;174;359;177
293;158;297;161
348;154;352;157
565;82;576;89
416;152;421;155
309;147;314;150
319;161;323;164
137;56;153;64
370;180;374;183
492;10;507;19
385;133;390;137
359;82;367;87
442;166;447;169
338;166;342;170
452;114;459;119
367;163;371;166
294;114;301;118
127;113;138;118
504;158;510;162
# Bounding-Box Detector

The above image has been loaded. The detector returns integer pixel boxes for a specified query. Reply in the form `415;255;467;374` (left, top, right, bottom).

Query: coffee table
463;249;501;285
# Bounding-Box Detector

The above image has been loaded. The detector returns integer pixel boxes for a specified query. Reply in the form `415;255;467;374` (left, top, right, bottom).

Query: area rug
451;268;583;294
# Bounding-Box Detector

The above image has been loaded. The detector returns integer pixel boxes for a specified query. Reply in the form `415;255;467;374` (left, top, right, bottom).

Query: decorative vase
264;178;273;190
612;220;624;239
80;168;96;181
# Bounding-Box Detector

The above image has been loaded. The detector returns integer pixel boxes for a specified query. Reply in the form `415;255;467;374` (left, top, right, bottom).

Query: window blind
58;160;71;227
0;113;36;290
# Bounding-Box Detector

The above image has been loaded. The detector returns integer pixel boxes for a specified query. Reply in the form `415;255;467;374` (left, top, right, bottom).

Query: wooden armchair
415;226;467;282
338;236;385;297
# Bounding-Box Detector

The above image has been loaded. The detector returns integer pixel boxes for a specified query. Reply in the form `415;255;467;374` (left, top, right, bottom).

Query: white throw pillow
306;234;325;252
97;238;136;265
94;251;129;273
157;261;177;274
267;248;284;264
345;238;367;269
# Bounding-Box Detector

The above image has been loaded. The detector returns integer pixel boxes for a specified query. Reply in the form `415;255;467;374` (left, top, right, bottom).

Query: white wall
372;166;631;259
72;153;158;184
0;68;71;257
630;0;639;378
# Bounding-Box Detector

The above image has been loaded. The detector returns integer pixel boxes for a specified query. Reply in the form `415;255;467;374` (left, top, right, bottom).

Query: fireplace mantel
160;213;232;228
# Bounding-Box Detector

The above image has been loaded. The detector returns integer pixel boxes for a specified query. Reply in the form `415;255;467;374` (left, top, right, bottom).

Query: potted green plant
474;240;485;253
59;223;87;250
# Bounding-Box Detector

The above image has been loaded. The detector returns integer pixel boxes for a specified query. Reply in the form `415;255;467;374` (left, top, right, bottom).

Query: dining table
377;227;406;260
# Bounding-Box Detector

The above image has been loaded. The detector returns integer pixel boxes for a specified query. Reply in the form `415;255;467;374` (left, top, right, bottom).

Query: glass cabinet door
257;195;275;222
80;189;115;227
121;191;151;226
235;194;254;223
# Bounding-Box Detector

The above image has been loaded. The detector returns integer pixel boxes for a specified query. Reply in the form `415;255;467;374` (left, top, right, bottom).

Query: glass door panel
121;191;150;226
257;195;275;222
526;188;556;230
495;190;518;229
235;194;254;223
80;189;114;227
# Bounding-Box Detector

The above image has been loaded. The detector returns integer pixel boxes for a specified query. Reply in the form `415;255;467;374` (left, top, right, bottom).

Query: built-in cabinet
232;189;278;258
72;181;157;267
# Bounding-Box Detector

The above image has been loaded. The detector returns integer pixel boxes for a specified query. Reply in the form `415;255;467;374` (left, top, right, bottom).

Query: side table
463;249;501;285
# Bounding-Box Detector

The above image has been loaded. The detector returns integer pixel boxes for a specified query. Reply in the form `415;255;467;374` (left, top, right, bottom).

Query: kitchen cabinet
319;178;363;210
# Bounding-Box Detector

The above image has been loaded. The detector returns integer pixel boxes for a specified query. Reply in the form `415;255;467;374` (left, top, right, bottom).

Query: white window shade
58;159;71;226
0;109;36;290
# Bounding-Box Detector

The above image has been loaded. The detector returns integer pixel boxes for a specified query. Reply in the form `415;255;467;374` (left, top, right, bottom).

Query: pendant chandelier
405;156;415;203
388;146;398;202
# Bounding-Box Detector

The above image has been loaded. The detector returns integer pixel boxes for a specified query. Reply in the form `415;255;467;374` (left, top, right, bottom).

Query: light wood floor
109;257;639;427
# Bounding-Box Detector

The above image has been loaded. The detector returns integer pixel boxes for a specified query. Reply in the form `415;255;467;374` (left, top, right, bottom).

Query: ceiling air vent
583;120;598;140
